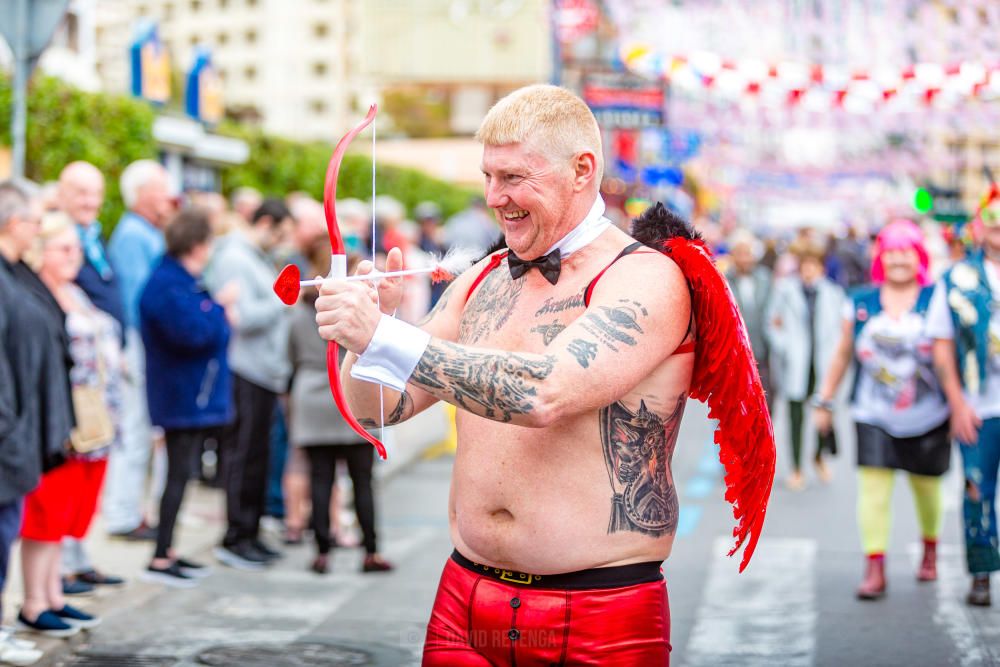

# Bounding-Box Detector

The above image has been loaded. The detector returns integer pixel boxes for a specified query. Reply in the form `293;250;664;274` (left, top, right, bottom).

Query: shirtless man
317;85;693;665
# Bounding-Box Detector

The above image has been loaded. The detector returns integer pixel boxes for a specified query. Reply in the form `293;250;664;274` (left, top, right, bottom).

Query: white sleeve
350;315;431;392
925;281;955;340
841;299;855;322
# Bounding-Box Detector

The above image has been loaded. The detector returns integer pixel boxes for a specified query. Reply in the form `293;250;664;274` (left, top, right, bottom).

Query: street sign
0;0;70;178
0;0;70;70
186;47;224;124
131;21;171;104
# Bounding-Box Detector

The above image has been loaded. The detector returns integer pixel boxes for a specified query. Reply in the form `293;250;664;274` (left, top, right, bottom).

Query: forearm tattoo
355;393;412;428
385;391;413;425
601;394;685;537
410;340;556;422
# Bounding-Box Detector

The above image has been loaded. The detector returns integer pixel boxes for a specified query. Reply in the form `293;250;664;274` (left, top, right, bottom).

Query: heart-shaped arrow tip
273;264;302;305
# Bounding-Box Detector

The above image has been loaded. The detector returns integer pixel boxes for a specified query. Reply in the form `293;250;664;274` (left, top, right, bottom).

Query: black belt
451;550;663;590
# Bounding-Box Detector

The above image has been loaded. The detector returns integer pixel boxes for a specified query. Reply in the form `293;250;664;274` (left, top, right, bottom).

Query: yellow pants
857;466;942;556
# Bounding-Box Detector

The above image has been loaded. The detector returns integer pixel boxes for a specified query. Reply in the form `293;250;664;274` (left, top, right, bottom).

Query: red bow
320;105;388;460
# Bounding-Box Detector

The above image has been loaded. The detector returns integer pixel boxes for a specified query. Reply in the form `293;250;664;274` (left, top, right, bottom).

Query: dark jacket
0;258;73;503
140;256;233;430
75;240;127;344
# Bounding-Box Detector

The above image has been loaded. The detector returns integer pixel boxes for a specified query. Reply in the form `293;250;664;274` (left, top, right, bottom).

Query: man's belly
449;414;675;575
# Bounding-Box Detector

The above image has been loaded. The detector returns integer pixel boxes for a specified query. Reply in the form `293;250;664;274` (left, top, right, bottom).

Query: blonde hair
25;211;76;271
476;85;604;180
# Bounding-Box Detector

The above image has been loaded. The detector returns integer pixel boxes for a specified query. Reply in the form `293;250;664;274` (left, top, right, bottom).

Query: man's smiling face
480;142;576;260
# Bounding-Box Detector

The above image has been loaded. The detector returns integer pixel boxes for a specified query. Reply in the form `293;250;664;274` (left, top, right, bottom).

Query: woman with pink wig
812;220;950;600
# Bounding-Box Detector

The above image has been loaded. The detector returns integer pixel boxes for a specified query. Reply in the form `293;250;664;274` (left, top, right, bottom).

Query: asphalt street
52;400;1000;667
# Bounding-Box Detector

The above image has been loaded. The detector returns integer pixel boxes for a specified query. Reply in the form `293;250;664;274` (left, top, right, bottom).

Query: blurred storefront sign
130;21;171;105
185;48;224;125
153;116;248;192
582;71;666;128
128;25;244;193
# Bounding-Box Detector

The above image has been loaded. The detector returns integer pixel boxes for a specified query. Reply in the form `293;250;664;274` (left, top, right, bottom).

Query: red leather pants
422;556;671;666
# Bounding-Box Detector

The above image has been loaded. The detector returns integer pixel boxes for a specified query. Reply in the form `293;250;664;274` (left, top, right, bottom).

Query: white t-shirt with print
926;260;1000;419
843;300;949;437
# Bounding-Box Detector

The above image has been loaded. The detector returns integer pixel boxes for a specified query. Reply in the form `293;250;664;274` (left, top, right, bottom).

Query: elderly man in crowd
99;160;175;549
0;181;50;664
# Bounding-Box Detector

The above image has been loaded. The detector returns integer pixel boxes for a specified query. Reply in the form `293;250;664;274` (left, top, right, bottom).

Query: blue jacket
140;256;233;430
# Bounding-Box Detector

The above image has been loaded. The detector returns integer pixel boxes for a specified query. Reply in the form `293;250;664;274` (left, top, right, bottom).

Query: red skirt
423;552;671;666
21;458;108;542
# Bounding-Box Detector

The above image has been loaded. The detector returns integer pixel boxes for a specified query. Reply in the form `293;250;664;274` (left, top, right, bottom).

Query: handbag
69;348;115;454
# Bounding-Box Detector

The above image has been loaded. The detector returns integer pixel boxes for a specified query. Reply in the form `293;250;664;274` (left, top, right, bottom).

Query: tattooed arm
335;252;502;427
406;252;690;427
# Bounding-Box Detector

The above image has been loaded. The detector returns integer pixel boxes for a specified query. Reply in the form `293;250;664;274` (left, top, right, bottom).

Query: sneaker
251;538;283;561
16;611;79;638
141;562;199;589
0;628;35;650
53;605;101;630
175;557;212;578
0;634;42;666
75;569;125;586
61;577;95;597
214;543;268;571
109;521;157;542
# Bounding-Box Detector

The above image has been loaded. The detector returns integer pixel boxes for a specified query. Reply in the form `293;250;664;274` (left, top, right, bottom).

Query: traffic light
913;187;934;214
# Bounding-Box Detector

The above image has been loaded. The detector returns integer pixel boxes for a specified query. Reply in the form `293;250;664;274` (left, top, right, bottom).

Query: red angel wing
663;236;775;571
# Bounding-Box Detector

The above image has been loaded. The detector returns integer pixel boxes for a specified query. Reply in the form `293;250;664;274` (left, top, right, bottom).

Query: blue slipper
54;605;101;630
16;611;80;638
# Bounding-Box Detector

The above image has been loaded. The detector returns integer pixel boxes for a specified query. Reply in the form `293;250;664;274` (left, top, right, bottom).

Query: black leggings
305;444;377;555
155;428;208;559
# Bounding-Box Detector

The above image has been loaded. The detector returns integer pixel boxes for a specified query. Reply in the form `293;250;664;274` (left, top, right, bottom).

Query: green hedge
0;74;156;230
217;123;477;220
1;75;476;233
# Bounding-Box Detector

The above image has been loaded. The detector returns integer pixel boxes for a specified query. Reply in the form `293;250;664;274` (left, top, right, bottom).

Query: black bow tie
508;249;561;285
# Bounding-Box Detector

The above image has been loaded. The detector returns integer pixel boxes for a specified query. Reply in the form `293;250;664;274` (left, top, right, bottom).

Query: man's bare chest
457;264;591;352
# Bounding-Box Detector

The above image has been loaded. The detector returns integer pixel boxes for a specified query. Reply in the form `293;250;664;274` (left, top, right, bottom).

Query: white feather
435;246;483;277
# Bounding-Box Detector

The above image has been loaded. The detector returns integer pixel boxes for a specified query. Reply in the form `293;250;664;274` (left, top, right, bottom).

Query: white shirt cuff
350;315;431;392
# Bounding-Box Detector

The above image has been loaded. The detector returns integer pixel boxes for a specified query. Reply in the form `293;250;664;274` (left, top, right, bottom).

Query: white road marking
683;537;817;667
908;542;999;667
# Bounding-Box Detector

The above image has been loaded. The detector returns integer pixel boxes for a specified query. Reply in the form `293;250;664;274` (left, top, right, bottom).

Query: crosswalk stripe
683;537;817;667
907;543;1000;666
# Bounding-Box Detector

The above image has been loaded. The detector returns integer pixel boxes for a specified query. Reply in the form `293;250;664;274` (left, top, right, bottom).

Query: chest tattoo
459;266;523;344
530;321;566;346
535;292;586;317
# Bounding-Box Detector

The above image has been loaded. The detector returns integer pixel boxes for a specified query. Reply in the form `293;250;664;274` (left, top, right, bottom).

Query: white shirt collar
543;195;612;258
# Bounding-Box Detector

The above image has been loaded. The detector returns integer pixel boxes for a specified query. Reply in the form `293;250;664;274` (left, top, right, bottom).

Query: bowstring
372;113;385;444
